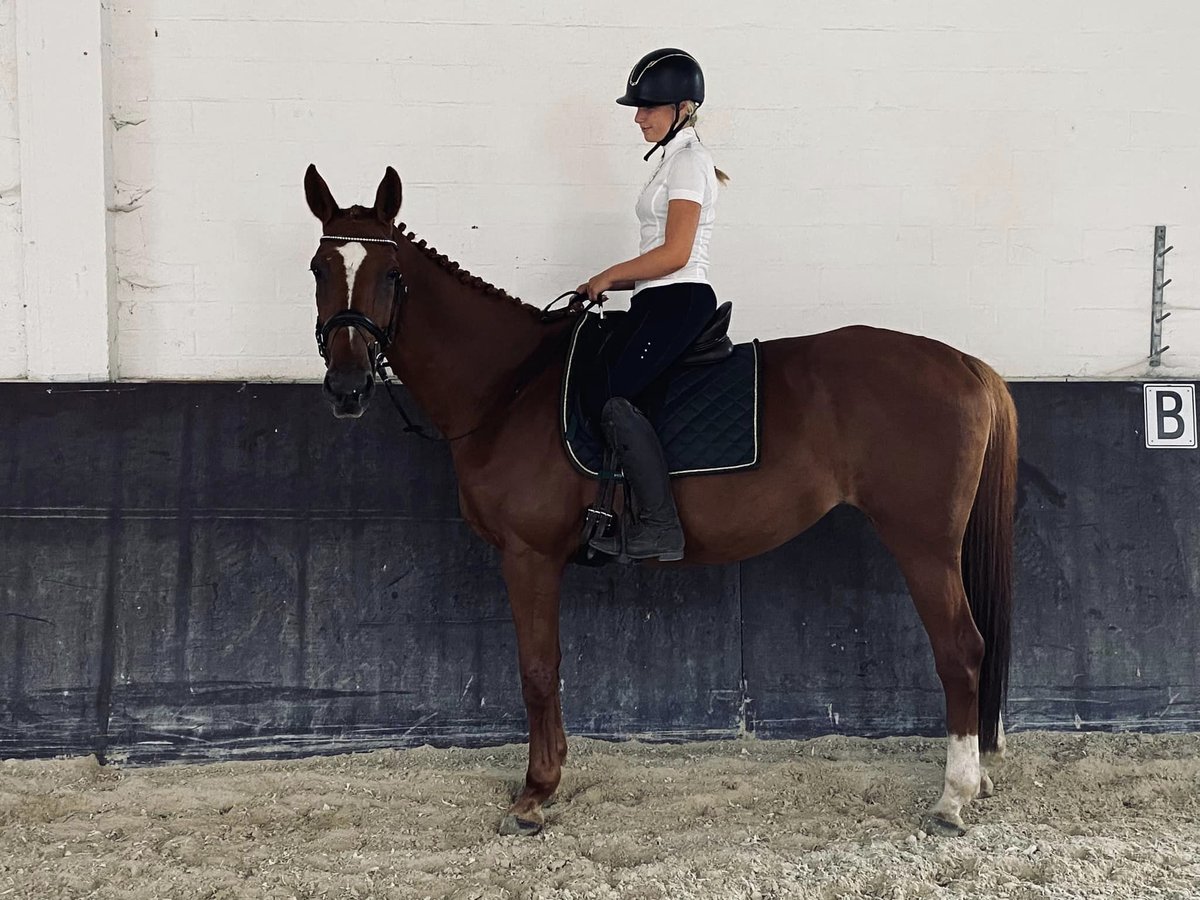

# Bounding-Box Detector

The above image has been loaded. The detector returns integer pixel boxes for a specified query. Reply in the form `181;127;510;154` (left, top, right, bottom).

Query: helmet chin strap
643;102;691;161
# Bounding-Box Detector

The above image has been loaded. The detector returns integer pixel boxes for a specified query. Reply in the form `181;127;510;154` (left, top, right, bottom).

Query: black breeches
587;282;717;419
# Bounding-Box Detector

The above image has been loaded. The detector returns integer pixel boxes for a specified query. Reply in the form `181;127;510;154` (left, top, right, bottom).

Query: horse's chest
456;486;500;546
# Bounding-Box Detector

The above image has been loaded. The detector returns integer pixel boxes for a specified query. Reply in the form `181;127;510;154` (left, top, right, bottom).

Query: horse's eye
387;269;401;281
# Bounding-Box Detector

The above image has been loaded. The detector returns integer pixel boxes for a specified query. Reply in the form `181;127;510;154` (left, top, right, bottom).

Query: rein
316;236;596;443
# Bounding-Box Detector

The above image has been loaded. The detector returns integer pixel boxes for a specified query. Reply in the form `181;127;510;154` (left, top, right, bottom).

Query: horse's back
755;325;1003;509
762;324;998;411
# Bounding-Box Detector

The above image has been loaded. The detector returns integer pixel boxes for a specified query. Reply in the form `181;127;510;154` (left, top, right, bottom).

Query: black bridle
314;234;404;373
314;234;597;442
314;233;451;440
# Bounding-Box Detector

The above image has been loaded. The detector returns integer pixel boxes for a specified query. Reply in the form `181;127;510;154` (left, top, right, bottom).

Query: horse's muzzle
323;369;374;419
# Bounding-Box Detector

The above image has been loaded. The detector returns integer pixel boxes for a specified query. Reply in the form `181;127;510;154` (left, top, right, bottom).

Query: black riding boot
588;397;685;561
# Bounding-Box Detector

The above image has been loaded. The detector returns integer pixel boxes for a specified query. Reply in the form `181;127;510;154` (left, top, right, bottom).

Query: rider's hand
579;272;613;304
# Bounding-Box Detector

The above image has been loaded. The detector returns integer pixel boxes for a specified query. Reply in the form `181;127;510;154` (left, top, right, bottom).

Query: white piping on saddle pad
560;316;761;478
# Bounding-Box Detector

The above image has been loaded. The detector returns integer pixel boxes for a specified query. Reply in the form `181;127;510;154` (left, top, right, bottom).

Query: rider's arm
581;199;701;297
600;199;702;287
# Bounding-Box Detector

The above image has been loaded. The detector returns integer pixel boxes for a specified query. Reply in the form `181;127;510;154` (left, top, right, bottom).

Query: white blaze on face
333;242;368;347
335;242;368;300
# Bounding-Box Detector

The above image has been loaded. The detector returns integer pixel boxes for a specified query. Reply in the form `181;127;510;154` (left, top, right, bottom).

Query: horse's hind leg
978;711;1006;799
886;542;986;835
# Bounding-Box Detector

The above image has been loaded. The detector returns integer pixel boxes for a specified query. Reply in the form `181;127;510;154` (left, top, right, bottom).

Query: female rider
578;48;728;561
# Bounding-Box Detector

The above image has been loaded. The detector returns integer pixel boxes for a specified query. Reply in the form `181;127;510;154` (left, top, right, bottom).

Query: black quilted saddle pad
560;312;762;478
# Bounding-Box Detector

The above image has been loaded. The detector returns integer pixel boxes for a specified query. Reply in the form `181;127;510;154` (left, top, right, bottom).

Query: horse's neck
389;235;555;437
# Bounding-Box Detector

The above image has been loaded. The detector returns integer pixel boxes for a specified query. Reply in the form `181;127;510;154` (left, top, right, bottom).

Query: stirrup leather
581;448;621;560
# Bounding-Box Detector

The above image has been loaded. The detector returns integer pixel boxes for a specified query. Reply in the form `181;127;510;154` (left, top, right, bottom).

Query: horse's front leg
498;546;568;836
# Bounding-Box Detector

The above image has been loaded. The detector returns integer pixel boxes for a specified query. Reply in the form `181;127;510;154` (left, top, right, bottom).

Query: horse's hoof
978;771;995;799
498;813;543;837
922;814;967;838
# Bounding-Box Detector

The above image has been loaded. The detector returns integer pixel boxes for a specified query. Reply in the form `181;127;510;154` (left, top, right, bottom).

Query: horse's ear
304;164;338;224
374;166;403;223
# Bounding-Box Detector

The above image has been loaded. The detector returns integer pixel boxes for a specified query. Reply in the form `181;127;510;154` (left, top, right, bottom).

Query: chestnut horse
303;165;1017;837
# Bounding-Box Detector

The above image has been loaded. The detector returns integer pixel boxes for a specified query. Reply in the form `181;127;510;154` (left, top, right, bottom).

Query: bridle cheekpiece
314;234;406;381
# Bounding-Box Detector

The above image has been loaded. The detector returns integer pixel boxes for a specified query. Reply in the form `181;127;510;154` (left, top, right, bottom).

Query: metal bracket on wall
1149;225;1173;367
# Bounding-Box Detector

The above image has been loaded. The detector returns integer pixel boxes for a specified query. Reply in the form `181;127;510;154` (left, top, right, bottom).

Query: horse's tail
961;356;1018;753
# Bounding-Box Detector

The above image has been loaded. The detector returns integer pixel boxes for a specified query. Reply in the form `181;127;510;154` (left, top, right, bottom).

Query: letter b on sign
1144;384;1197;448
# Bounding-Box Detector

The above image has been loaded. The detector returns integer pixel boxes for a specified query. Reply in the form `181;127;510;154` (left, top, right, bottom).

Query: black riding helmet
616;48;705;161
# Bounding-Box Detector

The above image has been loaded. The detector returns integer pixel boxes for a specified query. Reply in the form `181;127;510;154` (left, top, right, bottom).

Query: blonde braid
678;101;730;185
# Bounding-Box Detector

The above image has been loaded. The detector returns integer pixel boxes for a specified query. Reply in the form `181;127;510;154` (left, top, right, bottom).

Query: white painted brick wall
28;1;1200;379
0;0;23;378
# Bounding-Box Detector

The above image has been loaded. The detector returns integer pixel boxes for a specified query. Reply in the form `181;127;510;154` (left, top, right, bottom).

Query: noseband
312;235;577;443
314;235;406;381
314;233;449;440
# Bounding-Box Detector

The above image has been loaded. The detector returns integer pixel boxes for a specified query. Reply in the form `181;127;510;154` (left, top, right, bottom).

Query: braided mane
395;218;542;319
336;206;548;320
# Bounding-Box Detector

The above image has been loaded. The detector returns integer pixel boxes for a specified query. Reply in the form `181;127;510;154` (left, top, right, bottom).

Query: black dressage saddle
560;301;761;479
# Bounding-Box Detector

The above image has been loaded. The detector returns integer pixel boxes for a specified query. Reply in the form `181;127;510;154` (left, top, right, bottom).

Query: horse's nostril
325;369;372;401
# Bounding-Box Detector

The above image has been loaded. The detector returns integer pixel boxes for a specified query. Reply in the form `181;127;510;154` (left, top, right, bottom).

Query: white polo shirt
633;126;719;295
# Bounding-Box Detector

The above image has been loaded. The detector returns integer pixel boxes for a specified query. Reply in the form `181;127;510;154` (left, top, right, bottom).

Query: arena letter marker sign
1143;384;1197;448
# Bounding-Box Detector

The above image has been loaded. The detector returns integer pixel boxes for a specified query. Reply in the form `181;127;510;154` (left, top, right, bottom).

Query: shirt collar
661;126;699;159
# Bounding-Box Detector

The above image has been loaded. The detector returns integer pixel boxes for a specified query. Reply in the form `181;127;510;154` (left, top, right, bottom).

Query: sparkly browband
320;235;398;247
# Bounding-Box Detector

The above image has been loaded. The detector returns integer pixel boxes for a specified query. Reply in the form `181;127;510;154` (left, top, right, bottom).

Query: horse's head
304;164;404;419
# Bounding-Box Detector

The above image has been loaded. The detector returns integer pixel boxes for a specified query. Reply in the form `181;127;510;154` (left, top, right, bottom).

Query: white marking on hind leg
978;766;995;798
978;712;1005;798
928;734;980;829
